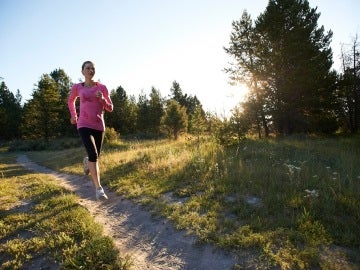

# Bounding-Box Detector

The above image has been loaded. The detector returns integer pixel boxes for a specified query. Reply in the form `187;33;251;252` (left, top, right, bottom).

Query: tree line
0;72;207;141
1;0;359;143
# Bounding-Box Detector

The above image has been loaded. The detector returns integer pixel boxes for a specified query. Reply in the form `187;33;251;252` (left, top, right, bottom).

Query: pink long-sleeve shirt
68;82;113;131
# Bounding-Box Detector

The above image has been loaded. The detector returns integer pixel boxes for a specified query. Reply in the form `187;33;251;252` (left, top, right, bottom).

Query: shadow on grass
100;137;360;268
0;157;126;270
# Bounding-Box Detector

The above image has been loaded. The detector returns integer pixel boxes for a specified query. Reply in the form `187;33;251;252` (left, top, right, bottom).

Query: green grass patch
0;154;132;270
26;135;360;269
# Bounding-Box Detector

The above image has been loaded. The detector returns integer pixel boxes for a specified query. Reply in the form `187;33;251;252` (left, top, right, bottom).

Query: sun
226;83;249;101
238;83;250;100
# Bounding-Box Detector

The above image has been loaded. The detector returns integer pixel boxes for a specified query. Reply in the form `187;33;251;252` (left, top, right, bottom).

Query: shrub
105;127;119;142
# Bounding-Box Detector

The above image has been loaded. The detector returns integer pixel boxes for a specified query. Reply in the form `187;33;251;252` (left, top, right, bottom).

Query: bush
105;127;119;143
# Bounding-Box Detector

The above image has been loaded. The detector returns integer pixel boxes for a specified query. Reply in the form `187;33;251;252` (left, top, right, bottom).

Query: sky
1;0;359;115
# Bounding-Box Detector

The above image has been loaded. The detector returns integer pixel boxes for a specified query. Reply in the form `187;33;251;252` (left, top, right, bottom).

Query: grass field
4;134;360;269
0;154;131;270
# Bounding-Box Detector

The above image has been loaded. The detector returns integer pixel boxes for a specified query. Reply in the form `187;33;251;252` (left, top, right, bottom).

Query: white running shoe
96;187;108;201
83;157;89;175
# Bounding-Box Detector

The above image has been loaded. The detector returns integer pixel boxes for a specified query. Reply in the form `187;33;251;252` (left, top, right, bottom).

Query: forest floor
16;155;238;270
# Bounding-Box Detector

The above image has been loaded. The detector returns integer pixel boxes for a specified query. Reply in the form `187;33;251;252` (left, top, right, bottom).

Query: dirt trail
16;155;237;270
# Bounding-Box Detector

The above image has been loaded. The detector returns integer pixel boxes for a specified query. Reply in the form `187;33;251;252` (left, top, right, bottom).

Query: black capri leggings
78;127;104;162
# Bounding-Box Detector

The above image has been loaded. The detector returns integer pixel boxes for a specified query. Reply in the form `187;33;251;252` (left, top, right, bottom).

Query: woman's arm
68;84;78;124
98;86;113;112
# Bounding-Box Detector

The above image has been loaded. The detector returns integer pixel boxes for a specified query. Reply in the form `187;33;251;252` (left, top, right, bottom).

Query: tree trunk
353;41;360;132
354;84;360;132
261;110;269;137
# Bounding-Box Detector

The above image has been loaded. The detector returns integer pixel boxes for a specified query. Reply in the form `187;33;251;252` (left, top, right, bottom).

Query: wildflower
284;163;301;170
284;163;301;175
214;163;220;174
304;189;319;198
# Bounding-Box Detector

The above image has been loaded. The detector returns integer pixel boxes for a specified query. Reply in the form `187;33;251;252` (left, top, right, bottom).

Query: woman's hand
95;90;104;100
70;116;77;125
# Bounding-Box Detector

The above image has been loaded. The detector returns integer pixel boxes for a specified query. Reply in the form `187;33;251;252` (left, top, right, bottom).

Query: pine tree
189;104;207;140
107;86;137;134
338;36;360;133
0;81;22;139
148;87;164;134
225;0;335;135
170;81;187;107
21;74;62;140
50;68;73;136
255;0;334;134
169;80;203;133
224;10;270;137
136;91;151;134
162;100;187;140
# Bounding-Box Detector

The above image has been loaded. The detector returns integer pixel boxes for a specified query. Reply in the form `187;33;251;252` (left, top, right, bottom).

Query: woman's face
82;62;95;79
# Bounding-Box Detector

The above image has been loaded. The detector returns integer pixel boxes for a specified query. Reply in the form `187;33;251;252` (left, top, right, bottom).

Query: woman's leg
88;129;104;188
87;160;101;189
78;128;106;199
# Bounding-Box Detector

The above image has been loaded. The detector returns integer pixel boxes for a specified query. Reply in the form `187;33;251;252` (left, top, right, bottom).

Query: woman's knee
88;153;98;162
